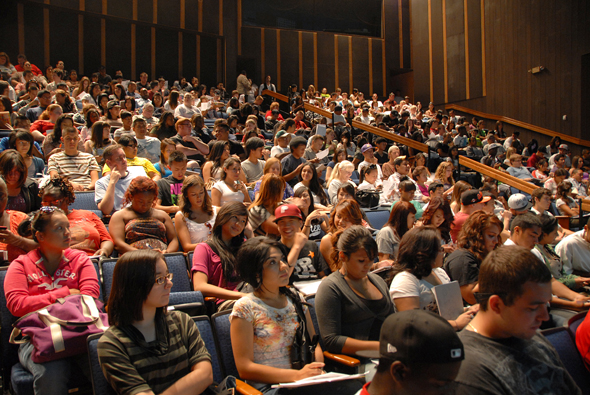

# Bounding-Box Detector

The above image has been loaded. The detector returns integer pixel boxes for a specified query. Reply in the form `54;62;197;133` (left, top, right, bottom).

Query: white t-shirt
136;136;161;163
555;231;590;274
390;268;451;313
212;180;245;206
270;146;290;158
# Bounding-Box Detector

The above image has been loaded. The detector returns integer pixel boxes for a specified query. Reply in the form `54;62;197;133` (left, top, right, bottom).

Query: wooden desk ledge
236;379;263;395
323;351;361;367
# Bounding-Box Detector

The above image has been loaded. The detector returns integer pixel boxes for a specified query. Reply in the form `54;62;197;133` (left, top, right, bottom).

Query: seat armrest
236;379;263;395
323;351;361;367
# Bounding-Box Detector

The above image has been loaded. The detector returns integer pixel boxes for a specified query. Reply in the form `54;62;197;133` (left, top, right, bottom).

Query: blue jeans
18;342;72;395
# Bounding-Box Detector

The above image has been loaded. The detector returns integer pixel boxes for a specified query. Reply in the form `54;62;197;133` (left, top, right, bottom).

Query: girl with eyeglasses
191;201;249;310
5;205;100;395
390;226;477;331
98;249;215;395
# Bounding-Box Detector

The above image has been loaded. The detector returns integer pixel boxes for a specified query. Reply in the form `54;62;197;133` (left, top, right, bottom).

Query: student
389;226;477;330
95;145;148;216
373;137;389;165
241;137;266;183
270;130;291;159
281;136;308;188
191;202;248;308
103;134;160;181
113;110;134;141
171;117;209;166
275;204;330;283
450;190;490;243
247;174;284;236
211;158;251;207
556;223;590;277
154;138;176;178
506;154;534;182
133;117;161;163
384;157;411;202
358;310;465;395
47;127;101;191
98;250;215;395
155;151;187;215
358;144;383;179
506;213;590;315
454;245;582;394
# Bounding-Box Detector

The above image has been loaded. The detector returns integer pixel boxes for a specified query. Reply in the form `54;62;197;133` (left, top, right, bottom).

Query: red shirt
527;154;541;168
30;120;55;136
359;382;371;395
0;210;28;262
576;311;590;370
450;211;470;243
68;209;113;255
5;248;100;317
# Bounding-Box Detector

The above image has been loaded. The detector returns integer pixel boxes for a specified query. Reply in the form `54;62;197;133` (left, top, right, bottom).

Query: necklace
468;323;478;333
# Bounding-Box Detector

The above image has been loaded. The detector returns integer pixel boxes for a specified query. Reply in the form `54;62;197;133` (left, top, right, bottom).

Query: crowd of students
1;53;590;394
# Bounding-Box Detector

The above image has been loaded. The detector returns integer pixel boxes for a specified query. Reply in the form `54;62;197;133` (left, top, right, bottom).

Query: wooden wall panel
383;0;400;71
201;0;219;36
240;27;261;80
182;33;197;79
401;0;412;69
301;32;315;90
466;0;482;99
0;2;19;58
263;29;277;86
85;0;102;14
185;0;200;30
136;0;153;23
411;0;429;103
83;15;102;74
105;19;132;77
371;40;384;97
135;24;152;78
223;0;238;88
22;5;45;68
107;1;133;19
50;0;78;10
199;36;218;87
352;36;370;94
444;0;465;104
156;29;179;80
316;33;335;93
280;30;299;91
430;0;445;105
158;0;180;28
337;36;350;92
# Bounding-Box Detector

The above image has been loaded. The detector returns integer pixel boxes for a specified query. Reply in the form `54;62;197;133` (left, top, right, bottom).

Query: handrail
459;156;590;212
445;104;590;148
262;90;429;153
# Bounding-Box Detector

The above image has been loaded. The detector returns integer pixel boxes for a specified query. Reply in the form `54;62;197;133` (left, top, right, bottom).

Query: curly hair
434;162;455;186
421;196;454;241
457;210;503;263
122;176;158;206
39;176;76;205
328;199;363;234
179;175;213;217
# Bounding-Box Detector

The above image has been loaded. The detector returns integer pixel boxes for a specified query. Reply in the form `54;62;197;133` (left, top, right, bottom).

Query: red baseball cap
274;204;302;222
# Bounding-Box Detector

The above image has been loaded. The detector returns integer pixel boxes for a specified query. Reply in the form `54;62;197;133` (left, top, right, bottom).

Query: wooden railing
262;90;429;153
445;104;590;148
459;156;590;212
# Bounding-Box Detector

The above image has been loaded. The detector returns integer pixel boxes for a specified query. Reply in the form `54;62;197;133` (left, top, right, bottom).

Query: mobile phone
0;226;7;230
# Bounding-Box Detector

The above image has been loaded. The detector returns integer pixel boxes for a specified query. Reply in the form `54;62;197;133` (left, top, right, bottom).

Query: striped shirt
98;311;211;395
47;151;100;188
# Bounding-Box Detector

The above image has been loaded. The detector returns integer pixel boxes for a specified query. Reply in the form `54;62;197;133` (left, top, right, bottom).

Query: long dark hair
180;175;213;217
392;226;441;280
386;201;416;239
206;202;248;283
90;121;110;149
294;185;317;218
107;250;167;327
236;236;288;290
300;163;328;205
420;197;454;241
208;141;229;177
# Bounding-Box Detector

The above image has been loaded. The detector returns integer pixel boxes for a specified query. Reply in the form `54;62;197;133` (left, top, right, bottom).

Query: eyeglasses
155;272;173;285
39;206;62;214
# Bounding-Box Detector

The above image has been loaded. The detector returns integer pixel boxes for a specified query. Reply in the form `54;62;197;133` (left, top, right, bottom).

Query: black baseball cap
358;310;464;364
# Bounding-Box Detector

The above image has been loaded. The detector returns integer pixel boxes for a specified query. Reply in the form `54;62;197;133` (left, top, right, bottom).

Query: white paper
432;281;465;320
200;101;210;112
293;279;323;296
271;372;368;389
316;148;330;160
316;124;327;136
